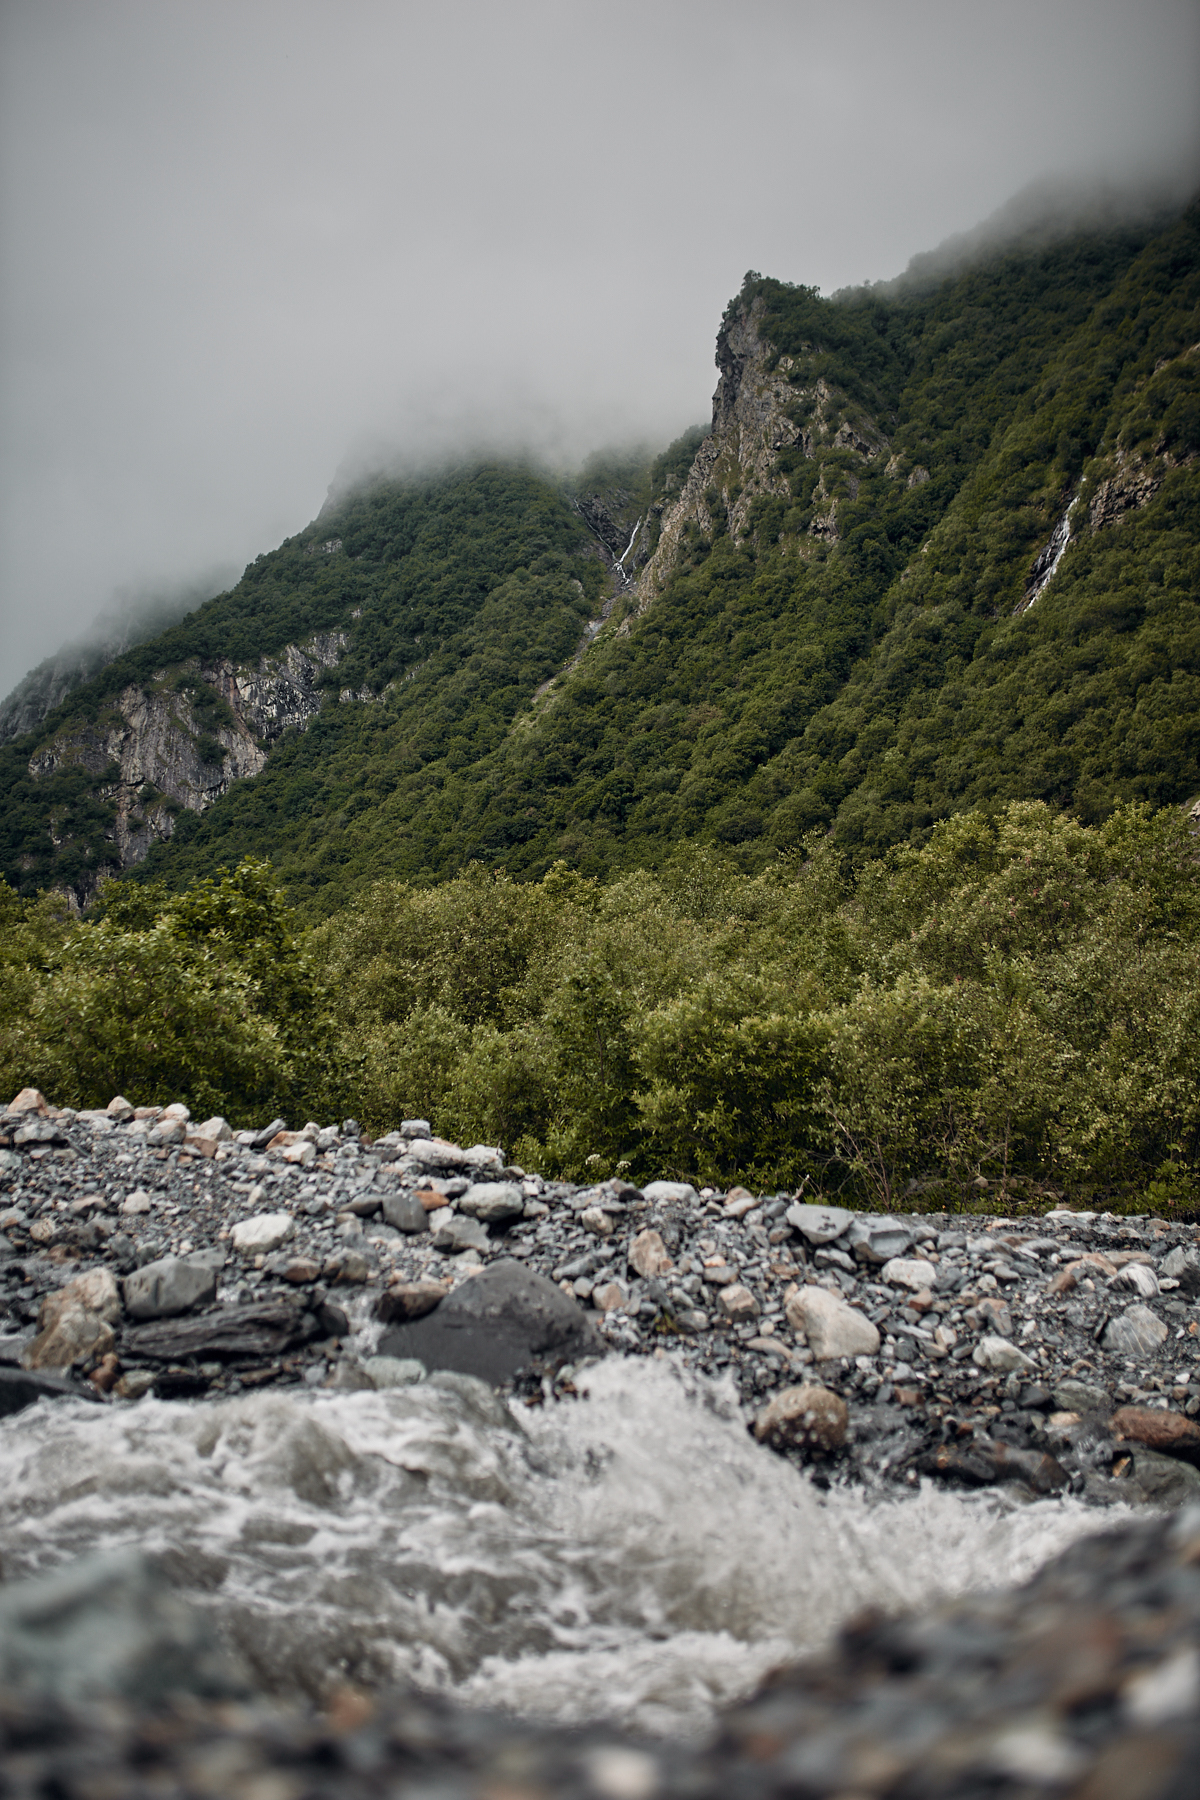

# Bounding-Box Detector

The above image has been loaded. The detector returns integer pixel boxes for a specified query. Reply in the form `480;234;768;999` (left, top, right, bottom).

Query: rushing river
0;1357;1118;1737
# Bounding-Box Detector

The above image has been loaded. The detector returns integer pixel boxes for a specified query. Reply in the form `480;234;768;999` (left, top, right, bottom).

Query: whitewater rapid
0;1356;1120;1737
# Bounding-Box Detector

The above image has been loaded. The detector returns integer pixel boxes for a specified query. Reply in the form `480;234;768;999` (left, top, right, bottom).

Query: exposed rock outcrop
26;631;351;895
636;296;888;605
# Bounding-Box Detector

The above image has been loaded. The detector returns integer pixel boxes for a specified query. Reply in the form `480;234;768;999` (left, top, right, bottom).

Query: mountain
1;196;1197;910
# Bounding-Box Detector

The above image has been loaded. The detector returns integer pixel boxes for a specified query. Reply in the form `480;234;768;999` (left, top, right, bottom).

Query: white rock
1114;1262;1159;1297
882;1257;938;1292
106;1095;134;1121
160;1102;190;1122
120;1189;153;1215
457;1181;524;1222
230;1212;294;1253
280;1140;316;1166
784;1285;880;1359
146;1119;186;1146
628;1229;673;1278
641;1180;697;1204
190;1116;232;1142
1102;1304;1169;1355
785;1202;854;1245
973;1334;1036;1372
581;1205;615;1236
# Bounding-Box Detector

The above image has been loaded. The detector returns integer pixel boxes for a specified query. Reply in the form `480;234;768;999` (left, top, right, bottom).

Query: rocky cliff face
26;632;351;895
636;296;889;605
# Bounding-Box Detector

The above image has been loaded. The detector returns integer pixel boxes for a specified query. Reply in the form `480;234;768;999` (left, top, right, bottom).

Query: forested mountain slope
2;197;1197;910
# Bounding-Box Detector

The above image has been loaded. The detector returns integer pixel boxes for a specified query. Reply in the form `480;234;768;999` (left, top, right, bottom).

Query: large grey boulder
122;1254;218;1321
378;1257;602;1385
381;1190;430;1233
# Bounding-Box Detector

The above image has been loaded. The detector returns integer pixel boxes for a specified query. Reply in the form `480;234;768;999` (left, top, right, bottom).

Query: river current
0;1357;1119;1737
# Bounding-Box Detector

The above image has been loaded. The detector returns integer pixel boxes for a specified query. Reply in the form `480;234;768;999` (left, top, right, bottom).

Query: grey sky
2;0;1198;699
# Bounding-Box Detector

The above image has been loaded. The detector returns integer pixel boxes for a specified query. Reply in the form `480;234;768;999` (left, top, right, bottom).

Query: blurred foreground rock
2;1509;1197;1798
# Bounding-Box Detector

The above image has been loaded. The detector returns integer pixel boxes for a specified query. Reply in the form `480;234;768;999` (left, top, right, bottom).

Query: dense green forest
3;801;1197;1211
1;196;1198;1208
1;201;1196;907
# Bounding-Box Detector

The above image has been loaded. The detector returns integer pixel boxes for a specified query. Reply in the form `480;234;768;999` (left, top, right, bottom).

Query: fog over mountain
2;0;1198;701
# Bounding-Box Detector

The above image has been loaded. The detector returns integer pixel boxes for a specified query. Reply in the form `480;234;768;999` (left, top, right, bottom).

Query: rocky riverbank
3;1088;1199;1507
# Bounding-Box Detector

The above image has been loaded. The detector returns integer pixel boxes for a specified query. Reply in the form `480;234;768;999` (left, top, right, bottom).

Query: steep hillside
2;198;1197;909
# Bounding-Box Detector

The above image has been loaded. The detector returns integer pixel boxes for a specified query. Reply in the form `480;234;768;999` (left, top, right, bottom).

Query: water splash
0;1356;1123;1737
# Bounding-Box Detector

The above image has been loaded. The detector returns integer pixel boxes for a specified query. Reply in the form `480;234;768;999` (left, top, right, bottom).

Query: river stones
378;1258;601;1385
628;1228;672;1278
1109;1405;1200;1463
230;1212;294;1253
784;1202;853;1244
972;1334;1036;1373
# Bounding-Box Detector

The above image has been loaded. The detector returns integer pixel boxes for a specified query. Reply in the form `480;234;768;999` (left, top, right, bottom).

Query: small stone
114;1369;156;1400
106;1096;134;1121
146;1120;186;1147
88;1353;121;1393
628;1229;673;1278
882;1257;938;1292
331;1250;371;1284
1159;1245;1200;1296
160;1103;190;1122
230;1212;294;1253
785;1202;853;1245
122;1255;217;1321
754;1383;848;1452
416;1186;449;1211
846;1219;913;1264
120;1189;153;1216
581;1205;615;1236
973;1334;1036;1373
592;1281;628;1312
640;1180;697;1205
279;1257;322;1285
976;1296;1014;1338
1053;1378;1111;1415
457;1181;526;1222
1110;1405;1200;1463
432;1213;489;1253
14;1119;69;1147
400;1119;432;1138
719;1283;760;1320
189;1116;232;1142
1102;1304;1169;1356
784;1286;880;1359
1113;1263;1159;1298
381;1191;430;1233
7;1088;48;1116
376;1281;448;1323
280;1140;316;1167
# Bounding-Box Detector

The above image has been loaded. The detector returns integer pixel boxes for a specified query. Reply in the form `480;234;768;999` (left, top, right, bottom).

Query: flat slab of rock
122;1255;218;1321
785;1203;853;1245
0;1365;94;1417
230;1212;294;1253
121;1300;318;1363
378;1258;601;1386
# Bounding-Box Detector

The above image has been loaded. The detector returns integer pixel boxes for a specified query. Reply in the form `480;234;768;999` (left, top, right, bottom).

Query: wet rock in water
1110;1405;1200;1463
784;1202;853;1245
0;1549;247;1704
376;1280;448;1323
920;1436;1069;1494
122;1299;319;1362
754;1383;848;1453
784;1284;880;1359
361;1354;425;1387
378;1257;601;1385
230;1211;294;1253
122;1253;218;1321
1116;1447;1200;1506
1102;1302;1170;1355
0;1364;94;1417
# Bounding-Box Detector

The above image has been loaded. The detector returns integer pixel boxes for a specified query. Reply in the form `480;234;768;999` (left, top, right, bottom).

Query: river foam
0;1355;1124;1736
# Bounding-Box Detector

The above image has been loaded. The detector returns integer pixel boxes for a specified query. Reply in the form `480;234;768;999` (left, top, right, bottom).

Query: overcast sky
2;0;1198;698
